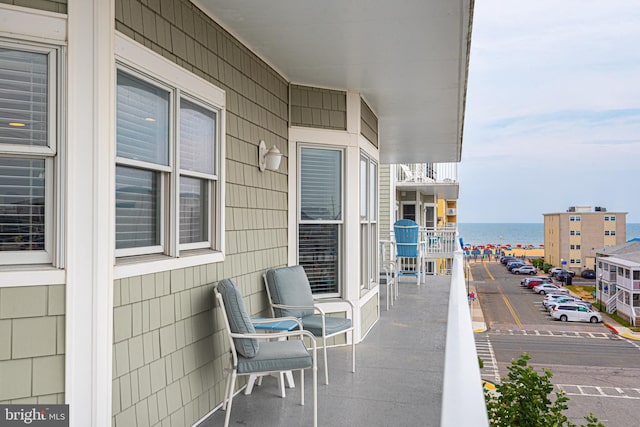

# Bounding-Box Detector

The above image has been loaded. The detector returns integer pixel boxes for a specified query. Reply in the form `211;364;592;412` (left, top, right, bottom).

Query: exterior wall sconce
258;140;282;172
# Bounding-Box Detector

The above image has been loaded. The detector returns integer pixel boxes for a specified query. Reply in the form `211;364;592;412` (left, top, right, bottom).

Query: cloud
460;1;640;222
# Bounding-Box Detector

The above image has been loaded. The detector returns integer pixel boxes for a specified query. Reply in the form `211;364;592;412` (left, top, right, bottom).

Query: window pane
115;166;160;249
300;148;341;220
180;99;215;175
180;176;207;244
0;49;48;147
0;158;45;251
299;223;339;293
370;161;377;220
360;157;367;219
116;71;169;165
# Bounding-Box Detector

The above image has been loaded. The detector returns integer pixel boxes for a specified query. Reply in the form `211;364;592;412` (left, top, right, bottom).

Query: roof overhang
192;0;474;164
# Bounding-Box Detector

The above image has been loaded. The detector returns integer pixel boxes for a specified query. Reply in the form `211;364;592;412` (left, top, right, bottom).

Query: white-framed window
570;258;581;264
298;146;343;295
359;152;377;290
570;230;581;236
604;230;616;236
115;36;224;261
0;40;60;266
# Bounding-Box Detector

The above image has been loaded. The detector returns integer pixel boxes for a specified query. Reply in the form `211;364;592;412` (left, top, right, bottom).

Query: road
472;260;640;426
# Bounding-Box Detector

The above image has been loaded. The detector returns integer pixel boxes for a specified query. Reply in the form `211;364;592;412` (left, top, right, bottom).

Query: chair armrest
229;330;317;350
271;303;317;311
251;316;303;329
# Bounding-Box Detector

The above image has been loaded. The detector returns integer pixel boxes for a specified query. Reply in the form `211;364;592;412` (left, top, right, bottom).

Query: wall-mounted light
258;140;282;172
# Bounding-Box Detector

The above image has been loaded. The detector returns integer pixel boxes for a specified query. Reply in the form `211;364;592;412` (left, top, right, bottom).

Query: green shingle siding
290;84;347;130
360;98;379;148
0;0;66;14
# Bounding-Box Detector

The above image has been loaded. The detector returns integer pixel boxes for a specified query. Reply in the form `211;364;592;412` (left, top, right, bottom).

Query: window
604;215;616;221
604;216;610;221
569;215;581;222
0;42;59;265
605;230;615;236
570;230;581;236
359;153;378;290
298;147;343;295
634;271;639;281
570;245;575;250
115;66;220;257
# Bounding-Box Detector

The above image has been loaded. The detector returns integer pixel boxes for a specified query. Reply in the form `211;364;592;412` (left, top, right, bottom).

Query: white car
547;298;592;312
550;304;602;323
542;294;583;308
533;284;568;295
512;265;537;275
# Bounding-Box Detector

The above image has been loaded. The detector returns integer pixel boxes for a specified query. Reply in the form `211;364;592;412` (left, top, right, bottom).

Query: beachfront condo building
0;2;484;426
544;206;627;272
594;241;640;326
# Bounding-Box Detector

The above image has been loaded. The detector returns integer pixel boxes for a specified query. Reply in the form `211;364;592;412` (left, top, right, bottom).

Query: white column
65;1;115;426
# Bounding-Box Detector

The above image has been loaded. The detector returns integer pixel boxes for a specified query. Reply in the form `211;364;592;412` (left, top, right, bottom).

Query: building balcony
395;163;459;199
200;249;487;426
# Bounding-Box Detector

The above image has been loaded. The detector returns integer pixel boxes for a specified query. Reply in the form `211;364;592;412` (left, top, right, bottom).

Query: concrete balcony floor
200;275;451;427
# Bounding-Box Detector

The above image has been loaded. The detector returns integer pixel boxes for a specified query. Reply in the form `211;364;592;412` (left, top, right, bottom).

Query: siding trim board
360;98;378;148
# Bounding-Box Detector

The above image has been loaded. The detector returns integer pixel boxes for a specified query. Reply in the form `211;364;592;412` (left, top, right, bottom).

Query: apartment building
544;206;627;272
595;241;640;325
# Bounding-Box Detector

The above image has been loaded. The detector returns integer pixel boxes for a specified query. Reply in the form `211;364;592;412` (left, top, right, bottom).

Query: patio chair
214;279;318;427
394;219;424;285
263;265;355;385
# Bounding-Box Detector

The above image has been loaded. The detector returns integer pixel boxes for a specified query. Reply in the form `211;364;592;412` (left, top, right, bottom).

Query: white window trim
0;36;62;267
113;33;225;278
297;143;345;297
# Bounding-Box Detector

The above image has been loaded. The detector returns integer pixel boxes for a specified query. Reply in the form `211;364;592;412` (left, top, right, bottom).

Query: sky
459;1;640;223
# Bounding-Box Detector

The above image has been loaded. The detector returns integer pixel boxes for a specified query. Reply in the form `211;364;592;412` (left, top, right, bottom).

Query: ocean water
458;223;640;247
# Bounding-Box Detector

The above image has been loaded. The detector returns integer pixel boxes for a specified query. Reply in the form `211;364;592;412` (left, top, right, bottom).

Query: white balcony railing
441;239;489;426
396;163;458;184
421;228;458;257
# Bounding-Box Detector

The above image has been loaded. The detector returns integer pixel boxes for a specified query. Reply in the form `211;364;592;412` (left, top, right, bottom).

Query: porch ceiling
395;182;460;200
192;0;473;164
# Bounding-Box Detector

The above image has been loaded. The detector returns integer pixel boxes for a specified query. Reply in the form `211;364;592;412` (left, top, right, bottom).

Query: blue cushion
301;315;352;337
217;279;259;358
265;266;315;318
236;340;312;374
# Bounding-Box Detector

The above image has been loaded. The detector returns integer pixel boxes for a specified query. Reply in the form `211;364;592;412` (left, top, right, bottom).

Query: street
472;260;640;426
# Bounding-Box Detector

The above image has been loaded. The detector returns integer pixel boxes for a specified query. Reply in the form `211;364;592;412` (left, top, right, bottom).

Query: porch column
66;0;115;426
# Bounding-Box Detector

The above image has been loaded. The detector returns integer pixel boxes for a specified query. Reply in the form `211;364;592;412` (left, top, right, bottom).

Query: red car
527;279;553;289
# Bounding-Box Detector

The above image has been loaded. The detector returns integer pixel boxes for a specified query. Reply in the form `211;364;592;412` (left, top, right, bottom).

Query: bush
543;263;553;273
485;353;604;427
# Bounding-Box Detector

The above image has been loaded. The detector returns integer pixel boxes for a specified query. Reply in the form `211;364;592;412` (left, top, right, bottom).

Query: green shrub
485;353;604;427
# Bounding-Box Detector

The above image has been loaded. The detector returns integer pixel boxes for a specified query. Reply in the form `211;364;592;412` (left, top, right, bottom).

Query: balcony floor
199;275;451;427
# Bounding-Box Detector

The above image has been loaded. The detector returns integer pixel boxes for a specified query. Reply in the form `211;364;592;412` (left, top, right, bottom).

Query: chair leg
223;371;237;427
313;363;318;427
222;369;232;410
323;335;329;385
352;329;356;373
300;369;305;406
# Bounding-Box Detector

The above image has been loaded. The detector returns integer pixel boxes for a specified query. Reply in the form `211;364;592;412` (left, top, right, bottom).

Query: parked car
527;279;553;289
549;267;564;276
507;262;526;271
581;269;596;279
556;271;575;282
512;265;537;275
533;284;568;295
547;298;593;312
542;294;583;308
521;276;552;286
551;268;575;278
500;256;518;265
550;304;602;323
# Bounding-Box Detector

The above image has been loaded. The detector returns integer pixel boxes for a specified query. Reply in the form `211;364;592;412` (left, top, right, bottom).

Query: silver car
533;284;569;295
